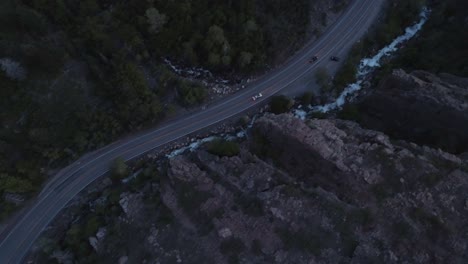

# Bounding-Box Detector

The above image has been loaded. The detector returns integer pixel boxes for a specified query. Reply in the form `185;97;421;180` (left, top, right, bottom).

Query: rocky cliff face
248;114;468;262
135;113;468;264
31;114;468;263
357;69;468;154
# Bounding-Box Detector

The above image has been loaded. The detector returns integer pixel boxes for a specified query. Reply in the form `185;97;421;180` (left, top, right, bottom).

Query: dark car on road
330;56;340;61
309;56;318;63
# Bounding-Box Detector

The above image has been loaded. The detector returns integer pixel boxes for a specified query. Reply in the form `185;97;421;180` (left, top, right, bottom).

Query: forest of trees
0;0;312;218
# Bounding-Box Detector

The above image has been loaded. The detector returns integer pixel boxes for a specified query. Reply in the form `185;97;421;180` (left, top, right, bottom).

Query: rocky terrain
356;69;468;154
30;112;468;264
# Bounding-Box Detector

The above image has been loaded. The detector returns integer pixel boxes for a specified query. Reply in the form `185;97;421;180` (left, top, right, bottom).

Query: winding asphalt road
0;0;383;262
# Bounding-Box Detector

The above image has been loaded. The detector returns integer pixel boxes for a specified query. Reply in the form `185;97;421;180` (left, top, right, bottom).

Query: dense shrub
111;157;128;180
269;95;294;114
333;42;362;91
0;173;35;194
337;104;361;122
207;139;240;157
178;80;207;107
298;91;314;105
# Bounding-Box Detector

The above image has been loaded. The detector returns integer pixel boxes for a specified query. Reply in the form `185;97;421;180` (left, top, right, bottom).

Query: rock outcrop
119;192;143;221
34;113;468;264
142;113;466;263
252;113;464;203
357;69;468;153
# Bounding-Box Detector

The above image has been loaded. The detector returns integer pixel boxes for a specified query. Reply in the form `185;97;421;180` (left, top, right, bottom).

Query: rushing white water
166;136;218;158
166;115;258;158
165;8;431;157
163;58;213;79
311;7;430;113
294;109;308;120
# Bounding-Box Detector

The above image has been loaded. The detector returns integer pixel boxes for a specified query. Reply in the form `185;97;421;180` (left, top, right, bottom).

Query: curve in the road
0;0;383;262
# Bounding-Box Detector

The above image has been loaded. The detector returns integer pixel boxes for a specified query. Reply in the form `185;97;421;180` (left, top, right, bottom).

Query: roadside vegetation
207;139;240;157
269;95;295;114
0;0;314;219
33;160;163;263
332;0;428;93
298;91;315;106
385;0;468;76
335;0;467;122
334;0;468;95
315;67;331;92
110;158;129;181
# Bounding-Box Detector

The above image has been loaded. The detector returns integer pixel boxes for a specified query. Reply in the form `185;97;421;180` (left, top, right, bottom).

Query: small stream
165;116;257;159
164;7;431;158
295;7;430;118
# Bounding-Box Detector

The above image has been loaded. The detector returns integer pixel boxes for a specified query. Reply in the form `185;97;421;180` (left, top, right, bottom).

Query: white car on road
252;92;263;101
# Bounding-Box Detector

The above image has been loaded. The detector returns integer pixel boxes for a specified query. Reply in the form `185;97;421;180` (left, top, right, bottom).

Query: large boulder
119;192;143;220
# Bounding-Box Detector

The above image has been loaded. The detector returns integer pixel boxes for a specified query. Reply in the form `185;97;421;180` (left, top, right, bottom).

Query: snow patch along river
295;7;430;118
